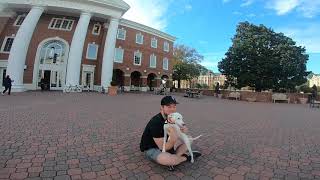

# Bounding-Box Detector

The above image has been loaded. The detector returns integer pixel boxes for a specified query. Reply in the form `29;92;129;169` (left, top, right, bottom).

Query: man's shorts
145;148;175;162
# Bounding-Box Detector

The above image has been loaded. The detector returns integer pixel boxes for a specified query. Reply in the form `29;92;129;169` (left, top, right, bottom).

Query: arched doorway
147;73;157;91
33;38;69;90
131;71;141;87
112;69;124;86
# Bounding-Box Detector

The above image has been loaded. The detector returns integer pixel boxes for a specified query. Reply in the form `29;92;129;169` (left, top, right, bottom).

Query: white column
66;12;91;87
101;18;119;90
6;6;44;92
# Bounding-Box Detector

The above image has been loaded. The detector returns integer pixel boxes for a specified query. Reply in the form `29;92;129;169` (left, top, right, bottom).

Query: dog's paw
162;150;166;153
191;159;194;163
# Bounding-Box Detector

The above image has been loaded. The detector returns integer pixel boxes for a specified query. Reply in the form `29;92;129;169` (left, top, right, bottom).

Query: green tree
172;44;204;88
218;21;309;92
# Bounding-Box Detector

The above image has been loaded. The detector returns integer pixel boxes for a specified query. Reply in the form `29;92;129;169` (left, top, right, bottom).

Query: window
0;36;14;53
163;58;169;70
117;28;126;40
92;24;101;35
86;43;99;60
49;18;74;31
150;54;157;68
134;51;142;65
164;41;170;52
14;15;26;26
151;38;157;48
114;47;124;63
136;33;144;44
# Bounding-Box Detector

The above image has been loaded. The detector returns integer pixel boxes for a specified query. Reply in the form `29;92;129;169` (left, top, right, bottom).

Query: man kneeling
140;96;201;169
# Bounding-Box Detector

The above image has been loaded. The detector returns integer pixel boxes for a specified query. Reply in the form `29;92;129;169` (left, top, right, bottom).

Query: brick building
0;0;175;92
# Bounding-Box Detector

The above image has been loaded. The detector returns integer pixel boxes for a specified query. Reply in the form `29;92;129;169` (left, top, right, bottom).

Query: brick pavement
0;92;320;180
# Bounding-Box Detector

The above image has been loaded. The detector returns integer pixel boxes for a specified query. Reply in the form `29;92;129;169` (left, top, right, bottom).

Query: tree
172;44;205;88
218;21;309;92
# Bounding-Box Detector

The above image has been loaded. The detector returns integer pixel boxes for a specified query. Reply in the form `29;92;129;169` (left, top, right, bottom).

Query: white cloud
266;0;300;15
198;40;208;45
185;4;192;11
266;0;320;18
233;11;243;15
122;0;172;30
276;23;320;53
247;13;256;17
241;0;255;7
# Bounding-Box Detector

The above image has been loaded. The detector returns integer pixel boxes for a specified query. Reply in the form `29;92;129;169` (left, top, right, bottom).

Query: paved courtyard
0;92;320;180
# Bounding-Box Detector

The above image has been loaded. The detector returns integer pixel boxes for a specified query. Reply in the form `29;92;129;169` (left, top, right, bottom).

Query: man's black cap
161;96;179;106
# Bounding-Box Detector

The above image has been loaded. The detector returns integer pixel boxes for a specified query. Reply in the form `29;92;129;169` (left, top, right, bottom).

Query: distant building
308;73;320;87
176;72;226;89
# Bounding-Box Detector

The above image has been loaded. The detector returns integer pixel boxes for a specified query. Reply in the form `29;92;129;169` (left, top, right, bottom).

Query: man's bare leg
156;152;187;166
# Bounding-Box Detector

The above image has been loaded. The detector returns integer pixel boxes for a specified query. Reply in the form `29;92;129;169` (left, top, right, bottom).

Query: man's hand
180;126;188;133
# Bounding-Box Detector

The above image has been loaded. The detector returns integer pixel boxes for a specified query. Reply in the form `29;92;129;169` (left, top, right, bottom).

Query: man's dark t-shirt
140;113;166;152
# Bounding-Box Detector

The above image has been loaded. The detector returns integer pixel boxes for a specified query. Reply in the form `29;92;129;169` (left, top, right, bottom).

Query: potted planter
108;81;118;96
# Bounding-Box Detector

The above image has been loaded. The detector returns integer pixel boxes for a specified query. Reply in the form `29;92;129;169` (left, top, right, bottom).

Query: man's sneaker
1;92;4;96
182;151;202;162
184;151;201;156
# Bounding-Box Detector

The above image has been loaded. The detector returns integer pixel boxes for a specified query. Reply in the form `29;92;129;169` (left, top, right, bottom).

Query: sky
122;0;320;74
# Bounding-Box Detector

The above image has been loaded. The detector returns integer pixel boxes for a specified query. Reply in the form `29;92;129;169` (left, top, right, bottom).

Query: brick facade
0;13;174;89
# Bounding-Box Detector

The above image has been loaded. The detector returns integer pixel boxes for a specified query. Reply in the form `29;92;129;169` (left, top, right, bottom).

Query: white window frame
164;41;170;52
0;36;15;54
14;14;26;26
117;28;126;40
92;24;101;35
86;43;99;60
149;54;157;68
134;51;142;66
114;47;124;63
151;37;157;48
48;17;74;31
136;33;144;44
163;58;169;70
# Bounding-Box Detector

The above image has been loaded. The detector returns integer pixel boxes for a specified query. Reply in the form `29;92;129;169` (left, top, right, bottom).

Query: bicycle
63;84;83;93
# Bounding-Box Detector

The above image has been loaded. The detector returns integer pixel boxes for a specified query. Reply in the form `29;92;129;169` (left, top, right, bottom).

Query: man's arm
153;137;175;151
153;127;178;151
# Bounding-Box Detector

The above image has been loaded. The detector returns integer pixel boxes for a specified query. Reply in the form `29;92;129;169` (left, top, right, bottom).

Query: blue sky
123;0;320;74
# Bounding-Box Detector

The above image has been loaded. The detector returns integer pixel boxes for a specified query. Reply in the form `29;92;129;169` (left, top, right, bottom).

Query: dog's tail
190;135;202;141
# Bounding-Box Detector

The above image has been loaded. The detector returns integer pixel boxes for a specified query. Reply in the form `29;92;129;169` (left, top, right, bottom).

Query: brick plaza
1;92;320;180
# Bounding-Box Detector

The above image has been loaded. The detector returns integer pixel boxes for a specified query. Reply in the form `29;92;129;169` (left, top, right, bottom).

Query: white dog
162;112;202;163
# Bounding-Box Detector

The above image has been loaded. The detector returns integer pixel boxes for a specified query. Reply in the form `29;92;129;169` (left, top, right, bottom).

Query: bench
195;91;203;98
228;92;240;100
310;100;320;108
272;93;290;103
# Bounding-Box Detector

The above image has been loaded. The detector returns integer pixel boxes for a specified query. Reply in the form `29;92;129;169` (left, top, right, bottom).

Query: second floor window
163;58;169;70
134;51;142;65
86;43;99;60
150;54;157;68
136;33;144;44
164;41;170;52
49;18;74;31
114;47;124;63
117;28;126;40
151;38;157;48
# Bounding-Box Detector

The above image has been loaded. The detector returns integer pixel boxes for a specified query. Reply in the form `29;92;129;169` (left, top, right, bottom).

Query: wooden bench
310;100;320;108
228;92;240;100
272;93;290;103
195;91;203;98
